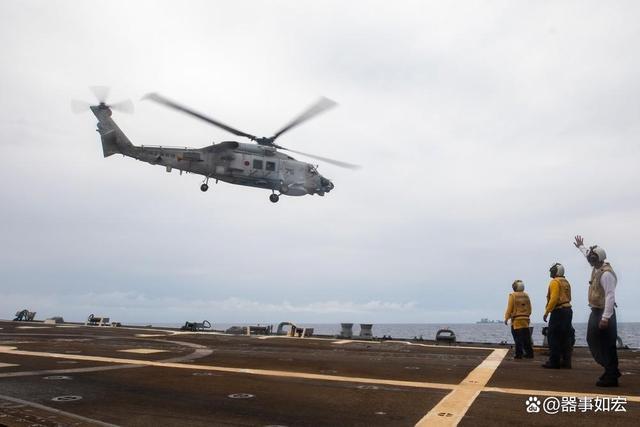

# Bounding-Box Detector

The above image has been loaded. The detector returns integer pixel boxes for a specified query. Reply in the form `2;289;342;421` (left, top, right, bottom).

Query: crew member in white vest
574;235;621;387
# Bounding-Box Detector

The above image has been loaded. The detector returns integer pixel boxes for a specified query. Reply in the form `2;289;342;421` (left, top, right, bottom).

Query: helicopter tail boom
90;105;134;157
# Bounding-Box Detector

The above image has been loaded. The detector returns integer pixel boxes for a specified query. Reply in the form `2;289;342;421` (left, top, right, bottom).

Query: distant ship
476;318;501;324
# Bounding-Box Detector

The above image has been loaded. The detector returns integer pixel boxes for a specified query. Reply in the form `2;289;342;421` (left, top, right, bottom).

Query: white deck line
332;339;381;345
135;334;171;338
0;347;456;391
0;362;19;368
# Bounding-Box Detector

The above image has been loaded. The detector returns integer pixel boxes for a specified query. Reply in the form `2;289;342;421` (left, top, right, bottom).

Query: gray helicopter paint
90;105;334;199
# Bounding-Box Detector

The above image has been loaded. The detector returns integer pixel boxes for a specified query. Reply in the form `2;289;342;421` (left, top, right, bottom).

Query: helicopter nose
321;177;334;192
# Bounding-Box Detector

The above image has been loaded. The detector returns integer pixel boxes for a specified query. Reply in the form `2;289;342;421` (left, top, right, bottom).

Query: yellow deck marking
0;347;456;391
0;363;19;368
119;348;168;354
484;386;640;403
416;348;508;426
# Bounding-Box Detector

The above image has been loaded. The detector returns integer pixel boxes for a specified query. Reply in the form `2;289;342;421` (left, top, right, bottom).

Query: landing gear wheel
200;184;209;192
269;194;279;203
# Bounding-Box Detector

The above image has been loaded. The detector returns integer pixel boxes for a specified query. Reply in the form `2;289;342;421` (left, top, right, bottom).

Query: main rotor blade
280;147;361;170
90;86;110;103
110;99;135;114
143;93;257;141
270;97;337;141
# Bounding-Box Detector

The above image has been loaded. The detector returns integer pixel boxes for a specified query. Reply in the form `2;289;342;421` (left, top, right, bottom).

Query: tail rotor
71;86;134;114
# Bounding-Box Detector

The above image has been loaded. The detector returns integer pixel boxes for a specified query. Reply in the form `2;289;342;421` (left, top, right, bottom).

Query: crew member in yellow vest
504;280;534;359
574;235;621;387
541;263;573;369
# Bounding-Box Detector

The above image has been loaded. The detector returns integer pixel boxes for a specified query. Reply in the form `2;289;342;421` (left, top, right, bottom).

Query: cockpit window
266;161;276;171
308;165;318;175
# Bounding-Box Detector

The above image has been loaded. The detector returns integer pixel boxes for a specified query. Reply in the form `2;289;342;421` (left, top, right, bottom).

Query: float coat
589;263;617;308
505;291;531;330
545;277;572;315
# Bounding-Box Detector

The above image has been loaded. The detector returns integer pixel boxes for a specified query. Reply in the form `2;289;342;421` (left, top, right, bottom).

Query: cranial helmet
587;245;607;264
550;263;565;278
512;280;525;292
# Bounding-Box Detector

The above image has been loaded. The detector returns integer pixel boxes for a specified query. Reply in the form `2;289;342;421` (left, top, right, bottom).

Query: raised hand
574;235;584;248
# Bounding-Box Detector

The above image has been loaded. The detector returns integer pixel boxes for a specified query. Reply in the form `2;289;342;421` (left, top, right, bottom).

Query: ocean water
202;322;640;349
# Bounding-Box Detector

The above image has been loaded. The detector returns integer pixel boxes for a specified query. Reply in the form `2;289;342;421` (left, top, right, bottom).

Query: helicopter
73;87;358;203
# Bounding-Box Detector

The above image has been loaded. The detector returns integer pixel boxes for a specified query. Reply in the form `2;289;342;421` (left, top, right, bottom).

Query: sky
1;1;639;326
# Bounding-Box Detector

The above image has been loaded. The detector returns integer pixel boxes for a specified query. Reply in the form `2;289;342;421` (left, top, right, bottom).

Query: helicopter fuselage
130;141;334;197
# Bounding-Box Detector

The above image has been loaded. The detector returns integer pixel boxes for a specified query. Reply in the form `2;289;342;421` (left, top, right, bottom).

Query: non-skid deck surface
1;320;637;426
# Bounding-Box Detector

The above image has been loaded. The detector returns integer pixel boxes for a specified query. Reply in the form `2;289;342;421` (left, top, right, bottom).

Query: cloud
0;1;639;325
